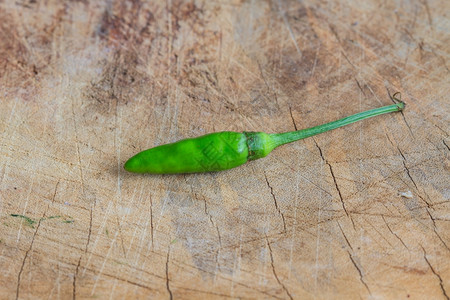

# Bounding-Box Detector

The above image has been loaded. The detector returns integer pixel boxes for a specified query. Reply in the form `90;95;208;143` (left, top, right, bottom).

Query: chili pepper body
124;97;405;174
124;132;249;174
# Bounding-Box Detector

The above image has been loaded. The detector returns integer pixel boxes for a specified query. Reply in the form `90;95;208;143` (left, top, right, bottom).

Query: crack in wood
422;246;449;300
264;172;287;233
1;1;449;299
16;181;59;300
16;217;43;300
348;251;371;295
337;220;353;251
382;215;409;250
425;210;450;252
150;194;154;251
288;106;298;131
397;146;419;190
355;78;367;97
443;140;450;151
313;140;355;229
73;207;93;300
265;235;293;300
195;190;223;272
73;257;81;300
166;246;173;300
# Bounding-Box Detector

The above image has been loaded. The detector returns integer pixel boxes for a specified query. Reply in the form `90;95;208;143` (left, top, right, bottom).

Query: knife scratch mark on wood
71;95;95;295
15;161;36;247
310;44;320;79
110;183;142;299
276;0;302;58
230;225;243;297
313;195;322;292
155;193;169;236
114;101;127;258
0;97;18;196
11;108;50;248
363;216;395;249
78;261;159;293
312;136;326;291
70;90;96;299
91;229;121;296
124;187;152;298
83;200;114;277
213;224;222;280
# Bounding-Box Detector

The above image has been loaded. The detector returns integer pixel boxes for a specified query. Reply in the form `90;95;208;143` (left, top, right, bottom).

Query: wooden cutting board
1;0;449;299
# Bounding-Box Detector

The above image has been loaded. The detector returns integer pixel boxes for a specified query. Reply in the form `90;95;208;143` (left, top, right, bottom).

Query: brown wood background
1;0;449;299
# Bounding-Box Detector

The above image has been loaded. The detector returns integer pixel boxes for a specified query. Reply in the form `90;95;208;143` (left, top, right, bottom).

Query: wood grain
0;0;449;299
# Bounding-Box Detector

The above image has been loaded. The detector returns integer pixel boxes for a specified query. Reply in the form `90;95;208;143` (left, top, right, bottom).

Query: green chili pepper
124;94;405;174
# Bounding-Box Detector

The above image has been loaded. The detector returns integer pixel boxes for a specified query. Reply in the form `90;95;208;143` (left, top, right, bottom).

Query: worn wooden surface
1;0;449;299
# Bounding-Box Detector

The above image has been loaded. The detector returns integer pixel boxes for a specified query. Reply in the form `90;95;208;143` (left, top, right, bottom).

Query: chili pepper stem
124;93;405;174
270;100;405;151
